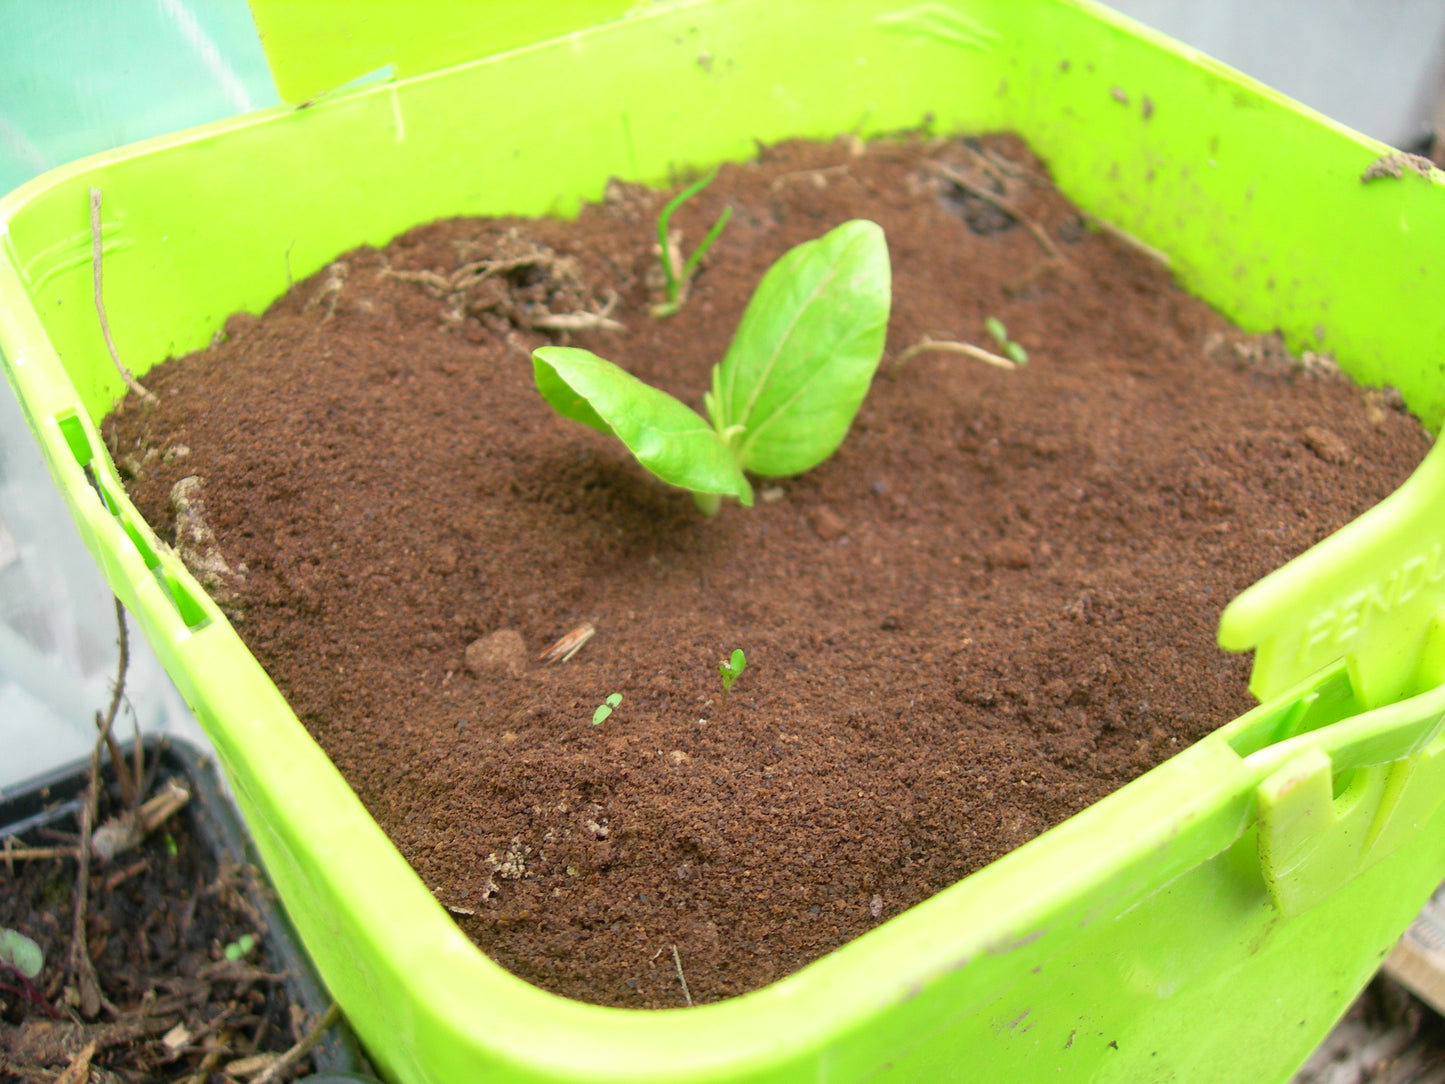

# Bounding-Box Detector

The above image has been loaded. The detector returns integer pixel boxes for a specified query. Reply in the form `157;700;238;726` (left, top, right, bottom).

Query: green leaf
656;168;722;307
1005;340;1029;365
0;927;44;979
720;648;747;692
707;220;891;477
985;317;1008;346
224;933;257;961
592;692;622;725
535;347;753;506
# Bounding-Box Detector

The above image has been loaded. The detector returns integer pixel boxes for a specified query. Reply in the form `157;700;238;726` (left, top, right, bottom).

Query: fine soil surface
105;134;1433;1009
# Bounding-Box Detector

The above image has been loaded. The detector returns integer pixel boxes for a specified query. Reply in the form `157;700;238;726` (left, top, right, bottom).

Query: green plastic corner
1220;440;1445;709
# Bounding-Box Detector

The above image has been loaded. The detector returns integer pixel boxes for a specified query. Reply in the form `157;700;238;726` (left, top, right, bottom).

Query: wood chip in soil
104;133;1434;1008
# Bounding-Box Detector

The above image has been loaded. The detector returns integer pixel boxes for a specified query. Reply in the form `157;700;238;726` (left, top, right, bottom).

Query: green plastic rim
2;2;1443;1082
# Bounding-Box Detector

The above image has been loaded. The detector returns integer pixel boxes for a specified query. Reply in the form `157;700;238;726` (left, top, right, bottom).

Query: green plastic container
3;2;1444;1081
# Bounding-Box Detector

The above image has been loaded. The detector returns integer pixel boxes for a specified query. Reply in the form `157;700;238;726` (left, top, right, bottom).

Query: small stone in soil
465;629;528;678
808;503;847;541
986;539;1035;570
1303;426;1352;465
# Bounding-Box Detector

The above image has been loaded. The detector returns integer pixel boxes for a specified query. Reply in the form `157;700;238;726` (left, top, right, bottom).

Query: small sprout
592;692;623;725
164;832;178;858
719;649;747;696
0;927;44;979
653;168;733;318
985;317;1029;365
223;933;257;962
535;220;891;515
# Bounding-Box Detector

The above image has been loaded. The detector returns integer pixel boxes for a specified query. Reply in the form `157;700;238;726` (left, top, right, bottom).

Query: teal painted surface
0;0;276;787
0;0;277;195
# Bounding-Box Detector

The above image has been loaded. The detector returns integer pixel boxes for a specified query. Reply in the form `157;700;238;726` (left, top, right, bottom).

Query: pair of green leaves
533;219;891;513
592;692;623;725
719;649;747;695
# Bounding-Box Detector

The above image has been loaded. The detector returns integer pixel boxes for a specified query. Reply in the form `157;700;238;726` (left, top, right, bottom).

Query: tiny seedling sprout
985;317;1029;365
535;219;892;515
0;927;44;979
719;649;747;696
223;933;257;962
653;168;734;318
592;692;623;725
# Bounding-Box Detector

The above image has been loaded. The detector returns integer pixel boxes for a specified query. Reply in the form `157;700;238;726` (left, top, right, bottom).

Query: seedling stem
592;692;623;725
535;219;891;515
654;169;733;318
719;649;747;699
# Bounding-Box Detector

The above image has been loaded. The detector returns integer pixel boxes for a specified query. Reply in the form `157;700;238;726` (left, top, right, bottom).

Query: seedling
0;927;43;979
985;317;1029;365
535;219;891;515
592;692;623;725
719;649;747;697
653;168;733;318
223;933;257;961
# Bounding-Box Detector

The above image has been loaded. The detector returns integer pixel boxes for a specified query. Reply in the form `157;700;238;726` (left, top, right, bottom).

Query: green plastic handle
1219;440;1445;710
1251;679;1445;917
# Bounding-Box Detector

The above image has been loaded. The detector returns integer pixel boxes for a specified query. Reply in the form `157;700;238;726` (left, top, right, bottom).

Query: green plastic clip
1220;440;1445;712
1252;680;1445;916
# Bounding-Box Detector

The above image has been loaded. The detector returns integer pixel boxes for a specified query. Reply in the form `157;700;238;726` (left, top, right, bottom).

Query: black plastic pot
0;736;370;1078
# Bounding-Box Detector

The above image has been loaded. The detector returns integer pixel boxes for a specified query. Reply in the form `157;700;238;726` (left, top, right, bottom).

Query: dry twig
522;292;624;333
894;337;1020;372
164;1010;236;1062
248;1002;341;1084
96;595;138;809
381;242;561;298
927;161;1062;261
0;1056;52;1083
88;599;192;862
768;163;852;191
305;262;348;322
70;597;142;1017
538;623;596;664
89;188;157;404
53;1040;97;1084
1;843;82;863
180;1032;232;1084
1080;213;1171;269
376;266;452;296
384;233;617;334
71;729;105;1017
671;944;693;1007
91;779;191;862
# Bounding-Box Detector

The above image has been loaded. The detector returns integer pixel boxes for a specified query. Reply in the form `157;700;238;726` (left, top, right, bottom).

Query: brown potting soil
104;134;1432;1009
